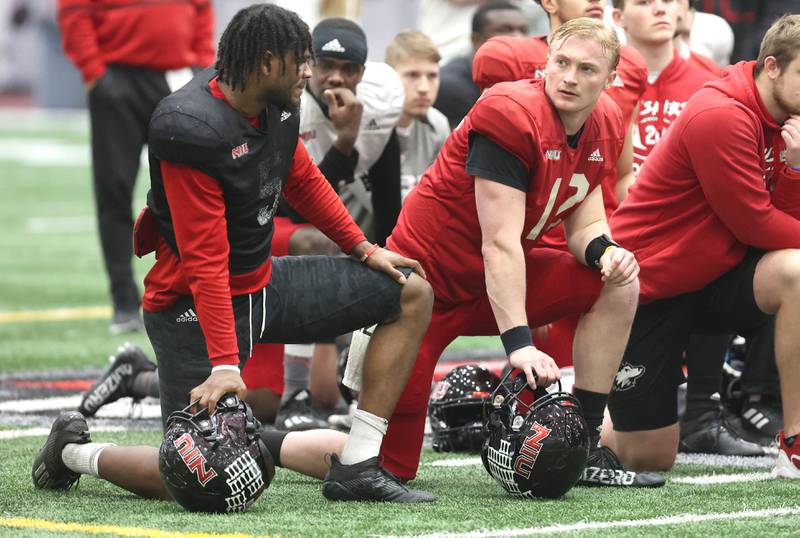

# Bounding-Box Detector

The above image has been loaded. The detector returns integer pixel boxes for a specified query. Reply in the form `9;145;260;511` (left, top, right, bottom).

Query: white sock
61;442;115;477
339;409;388;465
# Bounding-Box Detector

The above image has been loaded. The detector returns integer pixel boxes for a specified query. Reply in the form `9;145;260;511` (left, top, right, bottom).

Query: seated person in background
385;29;451;200
434;2;529;129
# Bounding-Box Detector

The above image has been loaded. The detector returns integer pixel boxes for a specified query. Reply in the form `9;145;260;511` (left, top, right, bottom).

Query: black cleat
32;412;91;490
274;389;330;431
740;396;782;442
322;454;436;502
78;342;156;417
578;446;665;488
680;408;764;456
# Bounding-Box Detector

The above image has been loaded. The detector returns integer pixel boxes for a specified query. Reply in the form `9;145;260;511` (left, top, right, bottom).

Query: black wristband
500;325;533;356
585;233;619;269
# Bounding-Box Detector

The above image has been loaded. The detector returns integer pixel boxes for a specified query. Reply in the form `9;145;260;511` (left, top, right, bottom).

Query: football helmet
429;365;500;453
481;371;589;499
159;394;274;513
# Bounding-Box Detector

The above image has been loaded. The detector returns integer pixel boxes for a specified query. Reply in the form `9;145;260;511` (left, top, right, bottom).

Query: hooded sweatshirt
611;61;800;303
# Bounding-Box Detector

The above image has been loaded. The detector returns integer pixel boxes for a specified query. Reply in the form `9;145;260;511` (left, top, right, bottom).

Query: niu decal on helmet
429;364;500;453
159;394;274;513
481;371;589;499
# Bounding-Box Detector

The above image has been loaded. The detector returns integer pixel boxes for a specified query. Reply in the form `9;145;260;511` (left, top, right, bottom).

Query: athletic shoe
679;408;764;456
274;389;330;431
32;412;91;490
577;446;665;488
773;431;800;479
109;309;144;335
740;396;782;441
322;454;436;502
78;342;156;417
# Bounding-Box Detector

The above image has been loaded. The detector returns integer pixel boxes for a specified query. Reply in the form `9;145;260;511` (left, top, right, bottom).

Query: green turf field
1;109;799;537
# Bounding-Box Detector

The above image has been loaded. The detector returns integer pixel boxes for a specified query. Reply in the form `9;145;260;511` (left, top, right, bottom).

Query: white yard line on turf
672;472;774;485
428;458;482;467
0;426;126;440
428;453;778;469
0;396;161;419
377;507;800;538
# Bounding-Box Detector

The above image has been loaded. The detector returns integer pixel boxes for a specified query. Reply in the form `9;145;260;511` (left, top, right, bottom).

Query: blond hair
755;14;800;76
385;30;441;67
549;17;621;71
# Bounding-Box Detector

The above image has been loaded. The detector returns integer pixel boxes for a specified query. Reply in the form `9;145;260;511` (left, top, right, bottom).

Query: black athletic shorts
144;256;411;428
608;249;773;432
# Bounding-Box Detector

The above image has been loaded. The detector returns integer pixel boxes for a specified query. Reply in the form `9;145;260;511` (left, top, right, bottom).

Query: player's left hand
189;370;247;415
365;247;427;284
782;115;800;169
599;246;639;286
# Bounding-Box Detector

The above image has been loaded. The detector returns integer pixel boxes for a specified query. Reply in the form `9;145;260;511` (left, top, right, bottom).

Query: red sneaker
773;431;800;478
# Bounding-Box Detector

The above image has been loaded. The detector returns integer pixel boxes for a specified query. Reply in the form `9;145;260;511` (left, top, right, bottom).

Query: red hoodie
611;61;800;303
58;0;215;83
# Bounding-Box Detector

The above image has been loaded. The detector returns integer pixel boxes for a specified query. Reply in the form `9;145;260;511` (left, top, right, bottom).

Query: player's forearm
482;240;528;332
567;220;611;266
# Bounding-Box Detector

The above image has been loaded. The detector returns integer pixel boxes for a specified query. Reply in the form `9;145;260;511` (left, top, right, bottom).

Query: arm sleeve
317;145;360;190
282;140;367;253
466;133;529;191
368;130;402;246
685;108;800;249
191;0;216;68
57;0;105;83
161;161;239;367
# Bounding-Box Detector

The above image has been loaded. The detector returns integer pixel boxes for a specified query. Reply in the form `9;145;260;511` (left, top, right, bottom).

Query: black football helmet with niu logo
159;394;274;513
429;365;500;452
481;371;589;499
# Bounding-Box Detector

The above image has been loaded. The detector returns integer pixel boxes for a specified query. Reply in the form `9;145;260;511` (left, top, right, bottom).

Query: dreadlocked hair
215;4;312;92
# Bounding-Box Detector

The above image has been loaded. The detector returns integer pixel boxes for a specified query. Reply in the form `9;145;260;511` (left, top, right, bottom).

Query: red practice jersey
472;35;646;225
612;61;800;303
390;79;624;305
632;52;717;176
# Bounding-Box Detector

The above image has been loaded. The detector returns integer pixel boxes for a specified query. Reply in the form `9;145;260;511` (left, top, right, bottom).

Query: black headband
312;23;367;65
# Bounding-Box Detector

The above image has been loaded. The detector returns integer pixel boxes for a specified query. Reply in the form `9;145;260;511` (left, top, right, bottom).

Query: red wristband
360;243;380;262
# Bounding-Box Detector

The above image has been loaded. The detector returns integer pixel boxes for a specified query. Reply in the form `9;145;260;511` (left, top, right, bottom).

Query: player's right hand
189;370;247;415
508;346;560;389
323;88;363;140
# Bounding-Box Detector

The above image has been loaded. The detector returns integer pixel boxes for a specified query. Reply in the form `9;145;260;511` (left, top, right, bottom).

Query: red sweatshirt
142;79;367;367
57;0;215;83
612;61;800;303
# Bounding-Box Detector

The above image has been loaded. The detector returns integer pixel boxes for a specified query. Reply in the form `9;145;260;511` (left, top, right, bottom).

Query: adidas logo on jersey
321;38;346;54
280;111;292;122
611;74;625;88
365;118;380;130
588;148;604;162
545;149;561;160
176;308;198;323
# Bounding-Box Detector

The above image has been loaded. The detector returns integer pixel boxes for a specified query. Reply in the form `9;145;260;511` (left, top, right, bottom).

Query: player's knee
400;273;434;319
612;431;677;472
772;249;800;294
599;277;639;318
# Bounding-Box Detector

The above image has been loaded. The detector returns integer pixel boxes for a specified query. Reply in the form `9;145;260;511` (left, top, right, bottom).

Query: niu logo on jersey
174;433;218;486
231;142;249;160
513;422;552;480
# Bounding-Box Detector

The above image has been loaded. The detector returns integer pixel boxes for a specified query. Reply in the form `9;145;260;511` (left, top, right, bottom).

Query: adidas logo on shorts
588;148;604;162
321;38;346;54
176;308;198;323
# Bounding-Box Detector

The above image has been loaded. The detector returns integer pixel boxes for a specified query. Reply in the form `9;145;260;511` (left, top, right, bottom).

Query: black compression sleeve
318;145;359;191
466;133;529;191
